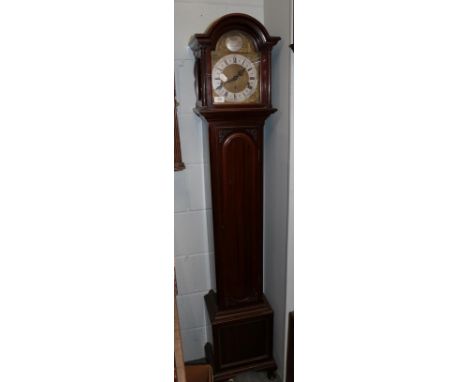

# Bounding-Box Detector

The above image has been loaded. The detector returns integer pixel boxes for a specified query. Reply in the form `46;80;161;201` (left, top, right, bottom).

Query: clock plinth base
204;290;277;382
205;343;277;382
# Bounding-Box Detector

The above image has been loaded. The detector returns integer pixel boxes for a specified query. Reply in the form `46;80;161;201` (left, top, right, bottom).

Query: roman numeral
249;77;255;80
233;56;237;63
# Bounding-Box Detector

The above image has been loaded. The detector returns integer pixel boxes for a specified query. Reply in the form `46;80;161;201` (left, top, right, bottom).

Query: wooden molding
174;288;186;382
174;85;185;172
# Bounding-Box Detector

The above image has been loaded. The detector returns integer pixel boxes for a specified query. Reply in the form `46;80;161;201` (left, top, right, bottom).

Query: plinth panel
215;315;272;369
204;290;276;380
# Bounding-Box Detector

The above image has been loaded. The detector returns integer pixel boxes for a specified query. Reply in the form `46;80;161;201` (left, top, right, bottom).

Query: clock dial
212;54;258;103
211;30;261;104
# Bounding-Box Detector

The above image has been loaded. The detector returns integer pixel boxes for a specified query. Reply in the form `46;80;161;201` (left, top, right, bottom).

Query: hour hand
220;73;228;82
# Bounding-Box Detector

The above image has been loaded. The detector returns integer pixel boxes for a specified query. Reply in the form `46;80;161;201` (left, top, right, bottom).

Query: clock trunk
210;124;263;309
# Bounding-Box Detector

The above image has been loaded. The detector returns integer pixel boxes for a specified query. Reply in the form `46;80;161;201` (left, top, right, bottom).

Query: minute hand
225;67;246;84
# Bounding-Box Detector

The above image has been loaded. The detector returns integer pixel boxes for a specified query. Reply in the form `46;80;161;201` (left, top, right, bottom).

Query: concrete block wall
174;0;263;362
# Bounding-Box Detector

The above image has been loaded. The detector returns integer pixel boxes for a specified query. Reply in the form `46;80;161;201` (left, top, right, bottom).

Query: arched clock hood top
189;13;280;111
189;13;280;52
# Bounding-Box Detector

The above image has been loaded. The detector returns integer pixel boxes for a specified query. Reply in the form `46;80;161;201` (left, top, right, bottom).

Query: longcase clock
189;14;280;381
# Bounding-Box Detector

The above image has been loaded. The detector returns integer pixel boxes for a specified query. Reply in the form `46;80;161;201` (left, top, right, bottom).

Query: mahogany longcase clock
189;14;280;381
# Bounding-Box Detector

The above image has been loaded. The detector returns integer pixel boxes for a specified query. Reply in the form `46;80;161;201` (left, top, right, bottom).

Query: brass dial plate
211;31;261;104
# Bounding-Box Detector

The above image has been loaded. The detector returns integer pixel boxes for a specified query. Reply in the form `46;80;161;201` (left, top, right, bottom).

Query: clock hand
225;67;246;84
219;73;228;82
237;67;246;77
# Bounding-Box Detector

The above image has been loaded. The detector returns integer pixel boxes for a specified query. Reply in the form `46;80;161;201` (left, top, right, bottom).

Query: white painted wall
263;0;293;380
174;0;264;362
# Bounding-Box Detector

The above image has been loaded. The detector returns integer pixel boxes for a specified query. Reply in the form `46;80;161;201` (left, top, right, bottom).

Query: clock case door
208;119;265;310
190;13;280;381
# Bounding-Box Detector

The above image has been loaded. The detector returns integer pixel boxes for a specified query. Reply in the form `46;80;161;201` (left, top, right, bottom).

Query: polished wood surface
174;84;185;171
205;291;276;382
211;124;263;309
206;343;276;382
195;108;276;311
175;290;187;382
219;130;260;307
